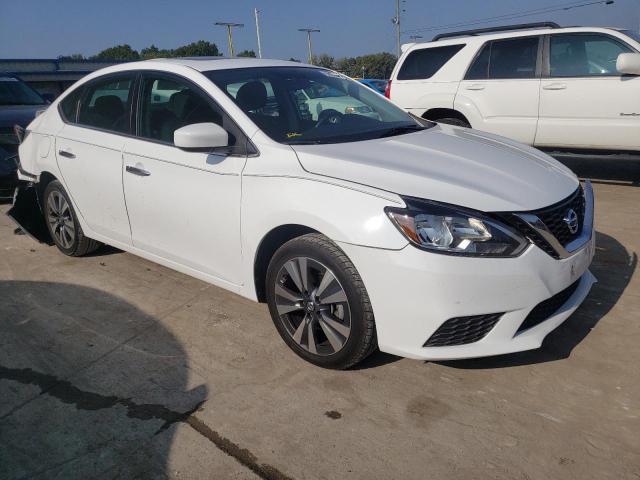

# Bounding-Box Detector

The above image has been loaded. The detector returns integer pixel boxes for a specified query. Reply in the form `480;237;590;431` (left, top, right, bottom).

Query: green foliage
140;45;172;60
93;44;140;61
58;53;85;61
237;50;257;58
315;52;398;79
173;40;220;57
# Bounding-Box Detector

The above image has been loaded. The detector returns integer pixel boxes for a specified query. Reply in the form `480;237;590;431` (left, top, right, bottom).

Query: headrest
236;81;267;112
94;95;124;116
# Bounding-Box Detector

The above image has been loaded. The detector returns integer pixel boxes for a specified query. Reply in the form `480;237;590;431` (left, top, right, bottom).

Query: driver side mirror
616;53;640;75
174;122;229;150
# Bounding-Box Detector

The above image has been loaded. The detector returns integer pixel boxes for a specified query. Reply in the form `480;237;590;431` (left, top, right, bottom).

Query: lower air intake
423;313;503;347
517;280;581;333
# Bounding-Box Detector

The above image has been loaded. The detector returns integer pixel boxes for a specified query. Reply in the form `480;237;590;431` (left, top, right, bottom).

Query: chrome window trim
515;180;594;259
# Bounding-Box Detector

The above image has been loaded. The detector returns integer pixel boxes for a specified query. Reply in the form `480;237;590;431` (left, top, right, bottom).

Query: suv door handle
543;83;567;90
465;84;485;91
126;165;151;177
58;148;75;159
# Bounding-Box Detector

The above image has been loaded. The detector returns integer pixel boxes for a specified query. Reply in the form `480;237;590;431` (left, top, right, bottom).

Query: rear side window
77;75;135;134
59;88;82;122
397;44;465;80
466;37;540;80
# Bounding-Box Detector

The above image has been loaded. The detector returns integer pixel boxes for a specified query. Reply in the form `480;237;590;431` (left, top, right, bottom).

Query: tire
436;117;470;128
43;180;100;256
266;233;377;369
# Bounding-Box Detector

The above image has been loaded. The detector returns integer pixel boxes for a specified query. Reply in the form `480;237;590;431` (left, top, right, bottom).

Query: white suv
388;22;640;152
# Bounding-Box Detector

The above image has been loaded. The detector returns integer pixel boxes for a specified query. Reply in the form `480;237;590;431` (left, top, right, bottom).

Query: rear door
455;36;542;144
535;32;640;150
55;73;135;245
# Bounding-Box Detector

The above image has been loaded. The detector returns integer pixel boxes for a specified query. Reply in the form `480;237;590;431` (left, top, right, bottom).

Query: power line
402;0;614;35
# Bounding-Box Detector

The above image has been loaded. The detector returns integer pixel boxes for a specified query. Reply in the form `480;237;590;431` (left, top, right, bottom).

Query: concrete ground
1;160;639;480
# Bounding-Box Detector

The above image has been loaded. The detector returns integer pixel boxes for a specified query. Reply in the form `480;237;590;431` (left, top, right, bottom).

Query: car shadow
435;231;635;370
0;281;207;479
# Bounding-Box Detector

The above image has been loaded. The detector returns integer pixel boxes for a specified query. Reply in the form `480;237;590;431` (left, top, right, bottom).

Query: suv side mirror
174;123;229;150
616;53;640;75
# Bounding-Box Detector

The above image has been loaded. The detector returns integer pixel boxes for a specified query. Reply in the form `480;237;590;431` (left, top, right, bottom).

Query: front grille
424;313;503;347
504;186;586;259
516;280;580;333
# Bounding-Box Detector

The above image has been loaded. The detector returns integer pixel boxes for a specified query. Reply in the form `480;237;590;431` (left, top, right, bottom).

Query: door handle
126;165;151;177
58;148;75;159
543;83;567;90
465;84;485;91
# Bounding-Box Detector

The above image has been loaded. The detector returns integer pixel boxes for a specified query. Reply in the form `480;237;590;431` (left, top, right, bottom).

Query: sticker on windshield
286;132;303;139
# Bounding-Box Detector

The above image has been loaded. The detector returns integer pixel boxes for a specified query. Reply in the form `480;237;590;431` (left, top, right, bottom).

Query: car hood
0;104;45;128
290;124;579;212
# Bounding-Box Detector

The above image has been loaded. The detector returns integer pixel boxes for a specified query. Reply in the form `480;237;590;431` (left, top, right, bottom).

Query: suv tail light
384;80;392;99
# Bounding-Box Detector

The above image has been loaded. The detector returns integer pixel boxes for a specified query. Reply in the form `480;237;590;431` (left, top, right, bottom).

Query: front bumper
338;187;596;361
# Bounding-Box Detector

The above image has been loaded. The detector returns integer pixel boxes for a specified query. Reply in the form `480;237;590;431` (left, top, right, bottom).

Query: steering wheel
316;109;344;127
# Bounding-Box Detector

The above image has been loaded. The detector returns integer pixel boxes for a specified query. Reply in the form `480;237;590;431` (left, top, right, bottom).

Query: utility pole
215;22;244;57
298;28;320;64
254;8;263;58
393;0;401;58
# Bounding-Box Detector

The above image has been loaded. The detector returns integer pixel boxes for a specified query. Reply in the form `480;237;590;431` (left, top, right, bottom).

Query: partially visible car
358;78;388;95
295;83;380;121
0;73;49;199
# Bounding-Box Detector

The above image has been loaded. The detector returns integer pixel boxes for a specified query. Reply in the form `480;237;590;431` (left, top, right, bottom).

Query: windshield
0;76;46;106
205;67;429;145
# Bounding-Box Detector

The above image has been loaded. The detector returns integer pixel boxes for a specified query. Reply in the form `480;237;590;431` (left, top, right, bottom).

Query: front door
536;32;640;150
122;72;247;285
55;74;135;245
455;35;542;145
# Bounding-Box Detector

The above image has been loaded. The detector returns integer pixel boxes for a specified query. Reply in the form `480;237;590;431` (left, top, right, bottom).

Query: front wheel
266;234;377;369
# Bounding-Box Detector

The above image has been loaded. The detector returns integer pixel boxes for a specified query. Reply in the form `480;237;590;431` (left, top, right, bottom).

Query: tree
58;53;85;61
312;53;335;69
236;49;256;58
140;44;172;60
288;57;301;62
173;40;220;57
93;44;140;61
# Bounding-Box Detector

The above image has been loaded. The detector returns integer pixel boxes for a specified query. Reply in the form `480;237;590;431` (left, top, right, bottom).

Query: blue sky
1;0;638;59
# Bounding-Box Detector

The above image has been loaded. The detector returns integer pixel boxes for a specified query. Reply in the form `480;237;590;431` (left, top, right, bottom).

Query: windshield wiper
376;124;425;139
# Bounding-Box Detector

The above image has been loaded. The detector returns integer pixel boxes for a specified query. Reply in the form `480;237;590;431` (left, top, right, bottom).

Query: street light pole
298;28;320;64
254;8;263;58
215;22;244;57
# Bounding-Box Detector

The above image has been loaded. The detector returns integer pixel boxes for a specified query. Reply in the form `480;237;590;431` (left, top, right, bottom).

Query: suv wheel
43;180;100;256
266;233;377;369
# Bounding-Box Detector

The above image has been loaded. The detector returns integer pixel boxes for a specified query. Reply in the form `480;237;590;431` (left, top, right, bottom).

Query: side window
397;44;465;80
77;76;134;133
466;37;539;80
59;87;83;123
549;33;633;77
489;37;539;79
137;74;244;152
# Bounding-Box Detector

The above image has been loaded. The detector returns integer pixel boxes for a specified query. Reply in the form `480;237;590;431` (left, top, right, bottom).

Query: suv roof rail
432;22;561;41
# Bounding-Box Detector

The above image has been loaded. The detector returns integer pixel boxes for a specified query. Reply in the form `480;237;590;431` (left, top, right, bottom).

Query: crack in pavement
0;365;294;480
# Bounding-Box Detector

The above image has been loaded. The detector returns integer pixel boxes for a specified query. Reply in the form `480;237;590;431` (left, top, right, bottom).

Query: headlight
385;198;528;257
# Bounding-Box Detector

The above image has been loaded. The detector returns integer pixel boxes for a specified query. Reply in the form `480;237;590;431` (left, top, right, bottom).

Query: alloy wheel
46;191;75;249
274;257;351;356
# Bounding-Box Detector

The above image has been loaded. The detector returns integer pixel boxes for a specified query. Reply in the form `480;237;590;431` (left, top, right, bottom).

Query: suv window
137;73;245;152
77;75;134;133
398;44;465;80
549;33;633;77
466;37;539;80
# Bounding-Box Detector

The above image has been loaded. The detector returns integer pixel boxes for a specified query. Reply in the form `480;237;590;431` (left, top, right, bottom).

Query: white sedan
17;58;595;369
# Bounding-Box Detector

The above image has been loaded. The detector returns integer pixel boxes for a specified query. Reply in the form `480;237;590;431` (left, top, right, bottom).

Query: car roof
141;57;312;72
403;26;629;50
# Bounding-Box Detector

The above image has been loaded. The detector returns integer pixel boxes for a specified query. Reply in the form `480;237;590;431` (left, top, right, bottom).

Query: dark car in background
0;73;49;201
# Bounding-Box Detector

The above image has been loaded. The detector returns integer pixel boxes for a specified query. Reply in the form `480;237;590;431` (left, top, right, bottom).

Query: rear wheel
436;117;470;128
266;233;376;369
43;180;100;256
